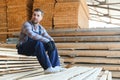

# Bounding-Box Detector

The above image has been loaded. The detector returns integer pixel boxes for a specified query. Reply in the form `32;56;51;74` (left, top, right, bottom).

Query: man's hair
33;8;44;16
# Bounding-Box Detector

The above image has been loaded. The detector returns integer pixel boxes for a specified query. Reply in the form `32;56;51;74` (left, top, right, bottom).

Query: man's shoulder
22;21;33;29
23;21;31;26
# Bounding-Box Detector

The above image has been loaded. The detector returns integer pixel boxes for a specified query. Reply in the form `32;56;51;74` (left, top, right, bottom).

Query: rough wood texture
0;66;111;80
54;1;89;29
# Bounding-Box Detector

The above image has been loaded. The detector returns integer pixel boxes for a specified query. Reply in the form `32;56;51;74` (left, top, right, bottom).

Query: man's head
31;8;44;24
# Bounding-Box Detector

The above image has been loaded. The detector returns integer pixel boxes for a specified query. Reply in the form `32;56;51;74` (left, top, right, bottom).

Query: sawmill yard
0;0;120;80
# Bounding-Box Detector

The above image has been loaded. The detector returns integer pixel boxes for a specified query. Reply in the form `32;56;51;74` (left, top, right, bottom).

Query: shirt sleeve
41;26;54;41
23;22;50;43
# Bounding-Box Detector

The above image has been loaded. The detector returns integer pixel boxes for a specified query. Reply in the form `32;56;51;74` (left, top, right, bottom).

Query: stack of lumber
0;0;7;42
54;0;89;29
7;0;33;30
0;0;33;42
48;28;120;79
0;66;112;80
0;47;41;76
33;0;56;29
0;47;65;77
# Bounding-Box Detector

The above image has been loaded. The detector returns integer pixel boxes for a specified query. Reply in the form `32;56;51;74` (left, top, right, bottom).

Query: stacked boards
0;66;112;80
0;0;33;42
54;0;89;29
33;0;89;29
6;0;33;36
47;28;120;79
0;0;7;42
33;0;55;29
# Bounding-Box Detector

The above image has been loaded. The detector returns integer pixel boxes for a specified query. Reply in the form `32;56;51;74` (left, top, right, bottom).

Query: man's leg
47;48;60;67
34;41;52;70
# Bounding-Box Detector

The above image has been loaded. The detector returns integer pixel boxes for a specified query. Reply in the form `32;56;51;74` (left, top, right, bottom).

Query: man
17;8;65;73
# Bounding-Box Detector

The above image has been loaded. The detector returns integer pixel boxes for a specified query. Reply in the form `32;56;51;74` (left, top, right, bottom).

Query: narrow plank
107;72;112;80
0;44;16;48
99;70;109;80
0;68;43;80
0;47;17;51
0;63;40;68
70;63;120;71
48;28;120;36
58;50;120;57
0;66;41;72
56;42;120;50
84;68;102;80
63;57;120;64
70;68;102;80
0;57;37;61
0;60;38;64
53;36;120;42
112;71;120;78
0;68;40;76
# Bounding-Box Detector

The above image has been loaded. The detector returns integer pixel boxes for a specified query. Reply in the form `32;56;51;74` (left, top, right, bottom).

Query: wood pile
7;0;33;31
33;0;56;30
0;0;7;42
54;0;89;29
33;0;89;29
0;0;33;42
0;47;65;78
48;28;120;79
0;66;112;80
0;47;41;76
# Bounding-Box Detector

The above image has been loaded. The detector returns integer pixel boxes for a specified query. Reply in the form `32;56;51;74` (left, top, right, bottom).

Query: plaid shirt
19;21;54;44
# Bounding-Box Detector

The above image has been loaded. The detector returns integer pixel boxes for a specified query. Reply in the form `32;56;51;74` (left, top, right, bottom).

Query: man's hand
46;41;56;51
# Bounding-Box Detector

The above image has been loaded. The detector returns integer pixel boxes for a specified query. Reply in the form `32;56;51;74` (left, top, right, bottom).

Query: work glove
46;41;56;51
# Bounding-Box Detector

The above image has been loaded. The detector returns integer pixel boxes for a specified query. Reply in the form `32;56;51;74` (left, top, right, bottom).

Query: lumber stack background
0;0;7;42
33;0;55;29
0;0;89;42
48;28;120;79
54;0;89;29
7;0;33;38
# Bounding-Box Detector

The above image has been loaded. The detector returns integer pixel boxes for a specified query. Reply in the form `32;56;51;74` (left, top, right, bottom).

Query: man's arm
23;22;50;43
41;26;54;41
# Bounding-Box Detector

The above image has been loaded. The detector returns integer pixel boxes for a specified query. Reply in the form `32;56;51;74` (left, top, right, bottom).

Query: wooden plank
99;70;109;80
0;68;40;76
53;36;120;42
73;64;120;71
48;28;120;36
0;44;16;48
58;50;120;58
107;72;112;80
0;63;40;68
0;57;37;61
70;68;102;80
0;66;41;71
56;42;120;50
0;60;38;64
0;47;17;51
112;71;120;78
63;57;120;64
84;68;102;80
0;68;43;80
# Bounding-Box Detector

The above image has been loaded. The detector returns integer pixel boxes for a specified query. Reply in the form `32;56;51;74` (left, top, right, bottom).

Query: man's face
31;11;43;24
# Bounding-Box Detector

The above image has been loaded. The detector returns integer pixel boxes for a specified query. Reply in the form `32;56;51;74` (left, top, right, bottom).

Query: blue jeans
17;38;60;70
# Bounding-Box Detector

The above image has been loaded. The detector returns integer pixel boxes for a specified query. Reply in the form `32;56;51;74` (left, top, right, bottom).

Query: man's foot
54;66;67;72
44;67;60;74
